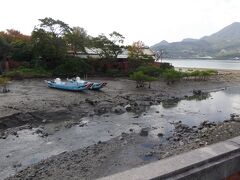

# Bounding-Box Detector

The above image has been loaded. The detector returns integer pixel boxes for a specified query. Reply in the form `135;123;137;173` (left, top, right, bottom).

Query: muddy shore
1;70;240;179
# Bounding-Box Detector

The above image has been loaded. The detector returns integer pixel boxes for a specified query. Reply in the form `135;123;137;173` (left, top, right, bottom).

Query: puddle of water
1;86;240;179
152;87;240;127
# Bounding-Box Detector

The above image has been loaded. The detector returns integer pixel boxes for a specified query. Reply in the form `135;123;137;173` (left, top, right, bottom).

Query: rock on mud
140;128;150;136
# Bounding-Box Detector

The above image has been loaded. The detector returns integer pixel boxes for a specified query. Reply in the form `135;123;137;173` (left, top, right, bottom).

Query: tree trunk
2;85;7;93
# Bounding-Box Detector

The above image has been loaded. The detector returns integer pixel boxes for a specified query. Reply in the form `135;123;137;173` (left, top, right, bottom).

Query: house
68;46;156;60
68;48;102;59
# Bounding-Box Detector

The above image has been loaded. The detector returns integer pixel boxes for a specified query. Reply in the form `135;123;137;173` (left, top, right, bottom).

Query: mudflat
1;70;240;180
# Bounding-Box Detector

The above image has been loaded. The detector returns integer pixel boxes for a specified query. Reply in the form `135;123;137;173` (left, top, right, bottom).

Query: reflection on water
161;93;210;109
152;86;240;127
163;59;240;70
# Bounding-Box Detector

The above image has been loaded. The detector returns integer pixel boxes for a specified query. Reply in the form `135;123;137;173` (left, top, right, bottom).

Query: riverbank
1;69;240;179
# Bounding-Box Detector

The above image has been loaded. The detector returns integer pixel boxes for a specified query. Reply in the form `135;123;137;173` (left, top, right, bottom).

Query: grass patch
0;77;9;84
3;67;52;79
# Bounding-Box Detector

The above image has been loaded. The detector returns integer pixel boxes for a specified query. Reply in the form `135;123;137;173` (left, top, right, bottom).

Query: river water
1;86;240;179
163;59;240;70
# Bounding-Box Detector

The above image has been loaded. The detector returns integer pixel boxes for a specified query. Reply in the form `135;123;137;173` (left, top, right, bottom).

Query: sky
1;0;240;46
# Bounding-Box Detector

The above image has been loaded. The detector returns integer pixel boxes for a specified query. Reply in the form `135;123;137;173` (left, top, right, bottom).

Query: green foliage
136;65;161;77
130;71;157;88
3;67;51;79
162;69;183;84
0;77;9;85
37;17;71;37
106;69;122;77
183;69;218;80
53;57;92;77
65;27;89;54
0;37;11;60
159;62;174;70
11;40;33;61
32;18;71;69
89;31;125;58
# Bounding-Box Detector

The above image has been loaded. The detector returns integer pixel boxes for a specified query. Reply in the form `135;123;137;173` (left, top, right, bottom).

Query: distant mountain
151;22;240;59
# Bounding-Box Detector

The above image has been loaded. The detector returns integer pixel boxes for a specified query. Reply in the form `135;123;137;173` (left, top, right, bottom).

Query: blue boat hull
90;82;107;90
47;82;87;91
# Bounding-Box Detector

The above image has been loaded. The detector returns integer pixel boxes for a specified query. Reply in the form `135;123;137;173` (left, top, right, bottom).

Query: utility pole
156;49;164;62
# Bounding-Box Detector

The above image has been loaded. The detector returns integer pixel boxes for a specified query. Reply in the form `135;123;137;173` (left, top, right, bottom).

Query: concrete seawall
99;136;240;180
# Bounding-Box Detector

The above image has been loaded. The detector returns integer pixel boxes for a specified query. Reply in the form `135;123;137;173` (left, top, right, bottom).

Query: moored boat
46;78;91;91
70;77;107;90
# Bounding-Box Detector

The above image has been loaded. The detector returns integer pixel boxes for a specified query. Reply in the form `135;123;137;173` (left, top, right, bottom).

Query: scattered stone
145;152;153;157
85;98;96;106
179;141;184;146
118;136;124;141
79;120;88;127
140;128;150;136
13;163;22;168
123;140;128;145
193;90;202;95
195;139;201;143
35;129;43;134
124;104;132;112
112;106;126;114
157;133;164;137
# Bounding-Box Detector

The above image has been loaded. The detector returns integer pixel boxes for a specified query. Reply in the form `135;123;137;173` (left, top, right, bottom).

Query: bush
130;71;157;88
183;69;218;81
162;69;182;84
159;62;174;70
105;69;123;77
136;65;161;77
0;77;10;93
53;57;92;77
0;77;9;84
3;67;51;79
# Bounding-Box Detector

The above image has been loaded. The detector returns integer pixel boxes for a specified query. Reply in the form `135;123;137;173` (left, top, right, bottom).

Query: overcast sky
1;0;240;46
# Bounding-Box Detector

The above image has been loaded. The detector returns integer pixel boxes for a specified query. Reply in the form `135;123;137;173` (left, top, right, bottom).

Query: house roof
70;46;155;59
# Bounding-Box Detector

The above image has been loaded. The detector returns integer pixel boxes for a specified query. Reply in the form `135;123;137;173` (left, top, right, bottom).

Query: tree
37;17;71;38
130;71;157;88
11;40;33;62
108;31;125;57
90;34;112;58
0;37;11;60
0;30;32;62
65;27;89;55
162;69;182;84
90;31;125;58
128;41;145;59
0;77;9;93
32;17;71;68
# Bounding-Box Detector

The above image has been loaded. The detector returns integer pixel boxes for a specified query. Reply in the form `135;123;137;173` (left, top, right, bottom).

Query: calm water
163;59;240;70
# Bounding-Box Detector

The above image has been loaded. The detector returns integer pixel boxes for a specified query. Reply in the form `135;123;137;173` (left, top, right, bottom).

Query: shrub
130;71;157;88
183;69;217;81
162;69;182;84
105;69;123;77
53;57;92;77
159;62;174;70
136;65;161;77
0;77;10;93
3;67;51;79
